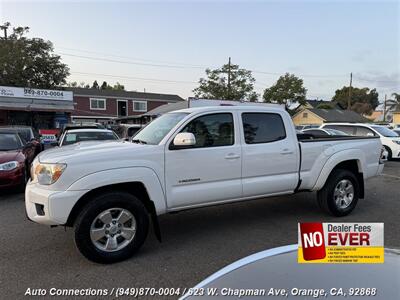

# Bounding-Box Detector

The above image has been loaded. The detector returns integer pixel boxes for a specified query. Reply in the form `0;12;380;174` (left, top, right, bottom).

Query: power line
58;52;205;69
71;71;198;85
57;46;207;68
59;49;349;79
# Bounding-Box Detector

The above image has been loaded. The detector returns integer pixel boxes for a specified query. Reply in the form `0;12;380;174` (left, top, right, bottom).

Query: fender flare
312;149;366;192
67;167;167;215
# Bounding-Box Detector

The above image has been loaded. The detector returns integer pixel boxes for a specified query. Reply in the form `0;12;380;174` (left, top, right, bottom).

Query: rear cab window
323;125;356;135
241;112;286;144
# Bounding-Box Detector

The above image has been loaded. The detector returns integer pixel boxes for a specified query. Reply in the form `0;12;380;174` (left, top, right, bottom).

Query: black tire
384;146;392;161
74;191;149;264
317;169;359;217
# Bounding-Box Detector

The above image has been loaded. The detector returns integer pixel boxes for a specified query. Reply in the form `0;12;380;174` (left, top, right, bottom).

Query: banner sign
39;129;59;144
298;223;384;263
0;86;73;101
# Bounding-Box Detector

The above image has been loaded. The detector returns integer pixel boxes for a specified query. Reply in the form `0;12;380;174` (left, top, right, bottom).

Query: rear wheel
74;192;149;264
317;169;359;216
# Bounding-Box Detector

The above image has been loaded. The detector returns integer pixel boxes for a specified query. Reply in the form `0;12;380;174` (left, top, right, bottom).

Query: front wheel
317;169;359;217
74;192;149;264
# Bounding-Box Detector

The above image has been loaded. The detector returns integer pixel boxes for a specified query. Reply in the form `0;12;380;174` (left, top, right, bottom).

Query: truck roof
173;104;285;114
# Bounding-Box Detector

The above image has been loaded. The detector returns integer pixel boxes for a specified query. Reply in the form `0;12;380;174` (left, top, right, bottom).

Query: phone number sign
0;86;72;101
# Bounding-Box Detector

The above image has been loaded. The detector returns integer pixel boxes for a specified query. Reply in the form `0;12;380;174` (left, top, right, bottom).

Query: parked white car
321;123;400;160
26;106;384;263
57;129;120;147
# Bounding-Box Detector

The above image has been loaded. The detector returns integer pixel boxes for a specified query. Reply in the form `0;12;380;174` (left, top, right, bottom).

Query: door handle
280;148;294;155
225;153;240;159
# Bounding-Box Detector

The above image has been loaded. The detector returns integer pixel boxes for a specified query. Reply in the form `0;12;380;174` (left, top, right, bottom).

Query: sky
1;0;399;103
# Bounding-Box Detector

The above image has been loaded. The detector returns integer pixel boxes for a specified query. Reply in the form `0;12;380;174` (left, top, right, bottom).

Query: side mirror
173;133;196;148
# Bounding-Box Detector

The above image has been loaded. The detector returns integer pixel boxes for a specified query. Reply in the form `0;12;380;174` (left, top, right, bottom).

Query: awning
0;96;74;112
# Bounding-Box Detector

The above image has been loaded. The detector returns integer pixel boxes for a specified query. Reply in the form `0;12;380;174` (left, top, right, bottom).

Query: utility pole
383;94;387;122
347;72;352;110
227;57;231;100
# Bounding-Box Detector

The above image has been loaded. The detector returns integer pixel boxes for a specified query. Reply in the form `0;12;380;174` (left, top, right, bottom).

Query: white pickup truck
26;105;384;263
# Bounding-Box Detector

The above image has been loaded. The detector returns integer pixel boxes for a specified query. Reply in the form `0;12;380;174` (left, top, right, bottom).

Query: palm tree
390;93;400;111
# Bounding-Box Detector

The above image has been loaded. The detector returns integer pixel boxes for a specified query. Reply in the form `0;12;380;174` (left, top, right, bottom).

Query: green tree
100;81;108;90
91;80;99;89
263;73;307;109
0;22;69;88
332;86;379;115
193;63;258;101
113;82;125;91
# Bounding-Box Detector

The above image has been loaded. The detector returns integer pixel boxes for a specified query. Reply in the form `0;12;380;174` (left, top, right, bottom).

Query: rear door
241;112;299;197
165;112;242;209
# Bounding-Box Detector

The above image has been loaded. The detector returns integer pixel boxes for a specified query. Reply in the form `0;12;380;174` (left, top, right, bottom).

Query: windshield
17;128;33;141
371;126;398;137
133;113;189;145
0;133;23;150
62;131;119;146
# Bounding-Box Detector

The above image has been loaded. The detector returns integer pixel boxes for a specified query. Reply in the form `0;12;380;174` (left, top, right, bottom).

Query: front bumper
25;181;88;226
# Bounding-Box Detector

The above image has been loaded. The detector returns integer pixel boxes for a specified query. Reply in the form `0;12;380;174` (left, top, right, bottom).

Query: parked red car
0;126;43;155
0;130;36;191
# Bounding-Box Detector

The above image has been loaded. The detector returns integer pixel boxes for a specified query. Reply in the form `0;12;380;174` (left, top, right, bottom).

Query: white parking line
381;173;400;180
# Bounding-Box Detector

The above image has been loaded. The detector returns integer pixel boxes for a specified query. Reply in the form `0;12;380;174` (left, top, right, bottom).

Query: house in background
68;88;184;124
365;110;384;122
393;111;400;125
292;108;369;126
295;99;344;111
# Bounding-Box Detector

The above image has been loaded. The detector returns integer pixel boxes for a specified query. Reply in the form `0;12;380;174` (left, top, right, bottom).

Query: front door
117;100;127;117
165;112;242;209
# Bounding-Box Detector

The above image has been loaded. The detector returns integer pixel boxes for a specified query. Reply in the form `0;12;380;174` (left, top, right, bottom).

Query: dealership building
0;86;74;129
0;85;184;129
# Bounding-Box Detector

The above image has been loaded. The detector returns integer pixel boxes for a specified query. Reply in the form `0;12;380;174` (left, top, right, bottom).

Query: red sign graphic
300;223;326;261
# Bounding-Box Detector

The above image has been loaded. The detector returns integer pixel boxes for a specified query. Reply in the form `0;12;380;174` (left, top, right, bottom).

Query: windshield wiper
131;139;147;144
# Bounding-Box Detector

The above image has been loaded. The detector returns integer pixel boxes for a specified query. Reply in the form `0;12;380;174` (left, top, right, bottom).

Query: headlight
34;163;66;185
392;140;400;145
0;161;19;171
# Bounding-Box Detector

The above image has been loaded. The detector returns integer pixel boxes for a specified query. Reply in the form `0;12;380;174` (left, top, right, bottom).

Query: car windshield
0;133;22;150
371;126;398;137
17;128;33;141
62;131;118;146
133;113;189;145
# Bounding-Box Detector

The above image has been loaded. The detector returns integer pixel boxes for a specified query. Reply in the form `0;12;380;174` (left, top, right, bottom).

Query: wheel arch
66;181;163;241
313;152;365;199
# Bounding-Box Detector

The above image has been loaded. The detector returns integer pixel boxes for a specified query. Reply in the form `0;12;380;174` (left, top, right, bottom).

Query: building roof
305;100;344;109
307;108;370;123
67;88;185;103
143;101;189;116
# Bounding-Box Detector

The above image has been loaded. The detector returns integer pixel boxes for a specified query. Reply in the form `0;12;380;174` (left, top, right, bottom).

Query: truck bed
297;134;382;191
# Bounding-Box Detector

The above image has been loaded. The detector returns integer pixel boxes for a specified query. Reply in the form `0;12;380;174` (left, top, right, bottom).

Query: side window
181;113;234;148
242;113;286;144
324;125;355;135
355;126;376;137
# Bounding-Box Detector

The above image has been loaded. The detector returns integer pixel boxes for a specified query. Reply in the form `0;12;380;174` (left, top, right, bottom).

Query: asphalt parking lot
0;161;399;299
